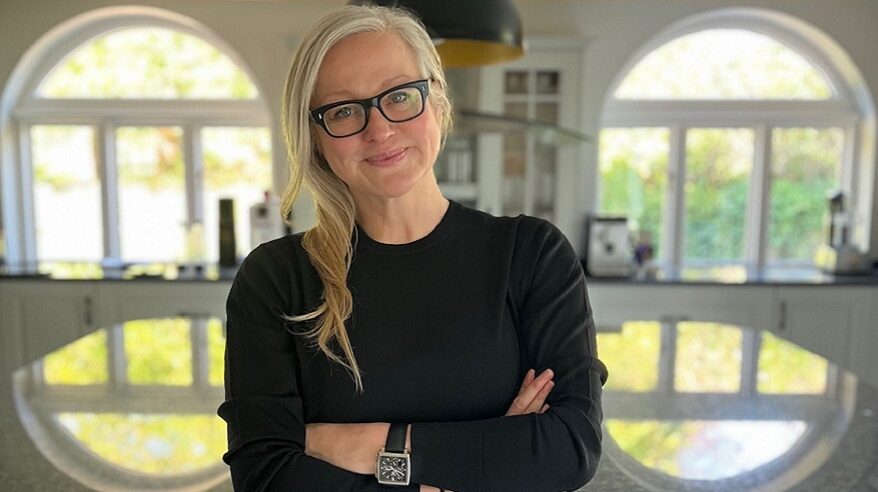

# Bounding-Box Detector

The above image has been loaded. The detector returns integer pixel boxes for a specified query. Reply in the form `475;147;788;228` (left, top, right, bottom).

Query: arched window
2;7;273;266
598;9;875;280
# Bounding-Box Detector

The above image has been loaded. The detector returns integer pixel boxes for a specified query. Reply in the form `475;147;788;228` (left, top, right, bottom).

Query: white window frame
599;8;875;276
1;6;272;265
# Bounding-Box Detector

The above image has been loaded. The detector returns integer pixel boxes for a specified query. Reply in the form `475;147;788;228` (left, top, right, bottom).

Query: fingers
517;369;535;394
506;368;554;416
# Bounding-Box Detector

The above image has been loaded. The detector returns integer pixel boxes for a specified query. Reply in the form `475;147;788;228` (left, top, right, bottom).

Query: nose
362;106;394;142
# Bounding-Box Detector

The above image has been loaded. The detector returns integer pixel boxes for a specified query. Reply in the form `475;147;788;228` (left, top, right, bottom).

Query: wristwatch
376;423;410;486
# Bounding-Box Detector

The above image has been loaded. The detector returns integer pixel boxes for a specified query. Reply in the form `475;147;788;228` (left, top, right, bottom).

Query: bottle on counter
218;198;237;268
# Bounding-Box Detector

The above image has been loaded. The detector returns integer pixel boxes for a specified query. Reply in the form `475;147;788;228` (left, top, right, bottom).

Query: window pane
202;127;273;261
43;329;108;385
55;413;225;474
675;322;742;393
769;128;843;263
684;128;753;264
757;331;827;394
207;319;226;387
599;128;668;259
30;125;102;261
37;28;258;99
615;29;833;100
117;126;185;262
596;321;661;392
124;319;192;386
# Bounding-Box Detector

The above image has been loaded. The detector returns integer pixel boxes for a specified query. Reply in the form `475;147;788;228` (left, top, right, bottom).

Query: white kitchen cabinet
95;281;229;327
588;283;774;332
0;280;97;373
850;288;878;387
771;286;871;374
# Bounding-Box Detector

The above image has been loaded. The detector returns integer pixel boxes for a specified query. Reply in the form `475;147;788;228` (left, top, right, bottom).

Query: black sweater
218;200;607;492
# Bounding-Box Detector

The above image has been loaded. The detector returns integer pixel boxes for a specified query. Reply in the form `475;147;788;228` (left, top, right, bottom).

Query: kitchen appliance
584;215;632;277
814;190;870;275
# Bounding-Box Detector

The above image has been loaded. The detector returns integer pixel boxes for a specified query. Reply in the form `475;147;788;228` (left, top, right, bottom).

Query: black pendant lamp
350;0;525;67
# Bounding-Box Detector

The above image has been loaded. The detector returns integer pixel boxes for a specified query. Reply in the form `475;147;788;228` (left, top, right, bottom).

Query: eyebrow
317;75;417;105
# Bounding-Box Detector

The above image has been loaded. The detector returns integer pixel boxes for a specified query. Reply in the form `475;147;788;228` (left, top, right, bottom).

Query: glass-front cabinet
435;41;585;236
476;43;583;231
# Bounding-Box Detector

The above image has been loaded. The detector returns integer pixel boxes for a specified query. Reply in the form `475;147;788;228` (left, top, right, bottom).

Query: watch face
377;452;410;485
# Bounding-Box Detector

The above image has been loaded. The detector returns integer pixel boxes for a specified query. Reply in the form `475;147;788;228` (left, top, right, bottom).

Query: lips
365;147;407;167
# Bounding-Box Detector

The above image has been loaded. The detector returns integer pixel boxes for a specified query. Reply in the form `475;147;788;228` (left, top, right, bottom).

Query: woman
218;5;607;491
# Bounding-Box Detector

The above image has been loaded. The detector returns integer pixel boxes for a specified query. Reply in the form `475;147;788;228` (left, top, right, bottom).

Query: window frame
599;9;870;276
1;7;272;265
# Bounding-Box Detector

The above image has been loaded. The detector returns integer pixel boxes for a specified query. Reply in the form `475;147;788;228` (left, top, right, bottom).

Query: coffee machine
814;190;869;274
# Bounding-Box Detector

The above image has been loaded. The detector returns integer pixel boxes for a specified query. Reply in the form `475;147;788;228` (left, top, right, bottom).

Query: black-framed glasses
310;79;430;138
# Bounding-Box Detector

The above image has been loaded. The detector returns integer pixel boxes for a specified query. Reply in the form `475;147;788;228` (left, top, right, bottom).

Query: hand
505;368;554;416
305;422;388;474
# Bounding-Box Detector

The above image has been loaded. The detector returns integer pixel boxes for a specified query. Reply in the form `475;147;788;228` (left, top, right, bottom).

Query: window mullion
739;328;760;397
99;122;121;260
17;124;37;264
664;125;686;275
746;124;772;274
184;123;203;233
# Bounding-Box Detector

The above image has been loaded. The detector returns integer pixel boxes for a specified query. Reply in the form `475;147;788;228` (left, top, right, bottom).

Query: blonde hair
280;5;453;392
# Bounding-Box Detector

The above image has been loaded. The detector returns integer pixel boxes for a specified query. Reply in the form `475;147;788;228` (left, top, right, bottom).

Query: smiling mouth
365;148;407;167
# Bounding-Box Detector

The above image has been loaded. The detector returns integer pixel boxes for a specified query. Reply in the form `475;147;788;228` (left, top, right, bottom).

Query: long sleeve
217;244;418;491
409;219;607;492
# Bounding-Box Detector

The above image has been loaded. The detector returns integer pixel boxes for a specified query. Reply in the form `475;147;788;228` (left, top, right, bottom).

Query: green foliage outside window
43;330;108;385
758;331;827;394
38;28;258;99
116;127;184;190
208;320;226;386
124;319;192;386
675;322;742;393
614;29;833;100
684;129;753;262
596;322;660;392
599;129;668;258
770;128;842;261
56;413;226;474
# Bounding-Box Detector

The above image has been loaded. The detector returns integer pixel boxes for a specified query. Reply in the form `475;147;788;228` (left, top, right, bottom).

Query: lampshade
350;0;525;67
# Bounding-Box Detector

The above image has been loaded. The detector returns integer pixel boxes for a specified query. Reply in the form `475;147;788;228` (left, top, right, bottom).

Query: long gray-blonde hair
280;5;453;392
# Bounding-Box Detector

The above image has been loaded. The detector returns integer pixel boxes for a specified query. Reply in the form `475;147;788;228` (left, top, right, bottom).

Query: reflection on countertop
0;261;239;282
2;316;877;491
586;263;878;286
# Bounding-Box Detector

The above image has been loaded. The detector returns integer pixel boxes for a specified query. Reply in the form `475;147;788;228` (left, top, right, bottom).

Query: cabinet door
850;287;878;387
588;283;773;331
1;281;97;368
772;287;869;371
96;281;229;327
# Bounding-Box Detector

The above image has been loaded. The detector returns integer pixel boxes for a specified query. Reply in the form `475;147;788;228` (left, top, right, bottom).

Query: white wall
1;0;877;258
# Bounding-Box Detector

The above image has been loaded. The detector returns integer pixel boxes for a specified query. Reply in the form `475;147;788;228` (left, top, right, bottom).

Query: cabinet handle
778;300;787;332
83;296;93;327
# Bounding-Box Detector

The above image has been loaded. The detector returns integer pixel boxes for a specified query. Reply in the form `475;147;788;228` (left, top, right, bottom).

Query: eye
386;90;412;105
327;104;356;121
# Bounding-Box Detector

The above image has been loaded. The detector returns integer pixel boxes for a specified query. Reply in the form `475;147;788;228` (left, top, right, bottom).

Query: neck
353;182;449;245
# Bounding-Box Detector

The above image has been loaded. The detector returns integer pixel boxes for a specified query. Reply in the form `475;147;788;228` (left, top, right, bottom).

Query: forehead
314;31;421;104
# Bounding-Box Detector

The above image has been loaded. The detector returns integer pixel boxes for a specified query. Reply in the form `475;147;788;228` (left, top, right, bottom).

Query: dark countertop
2;261;878;286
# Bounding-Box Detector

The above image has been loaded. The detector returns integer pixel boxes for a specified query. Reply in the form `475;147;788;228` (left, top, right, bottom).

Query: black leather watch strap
385;423;408;453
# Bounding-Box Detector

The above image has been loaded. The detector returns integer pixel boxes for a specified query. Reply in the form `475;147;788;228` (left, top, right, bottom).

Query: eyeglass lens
323;85;424;137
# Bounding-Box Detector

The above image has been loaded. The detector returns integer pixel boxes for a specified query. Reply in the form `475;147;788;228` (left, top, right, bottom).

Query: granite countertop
2;260;878;286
